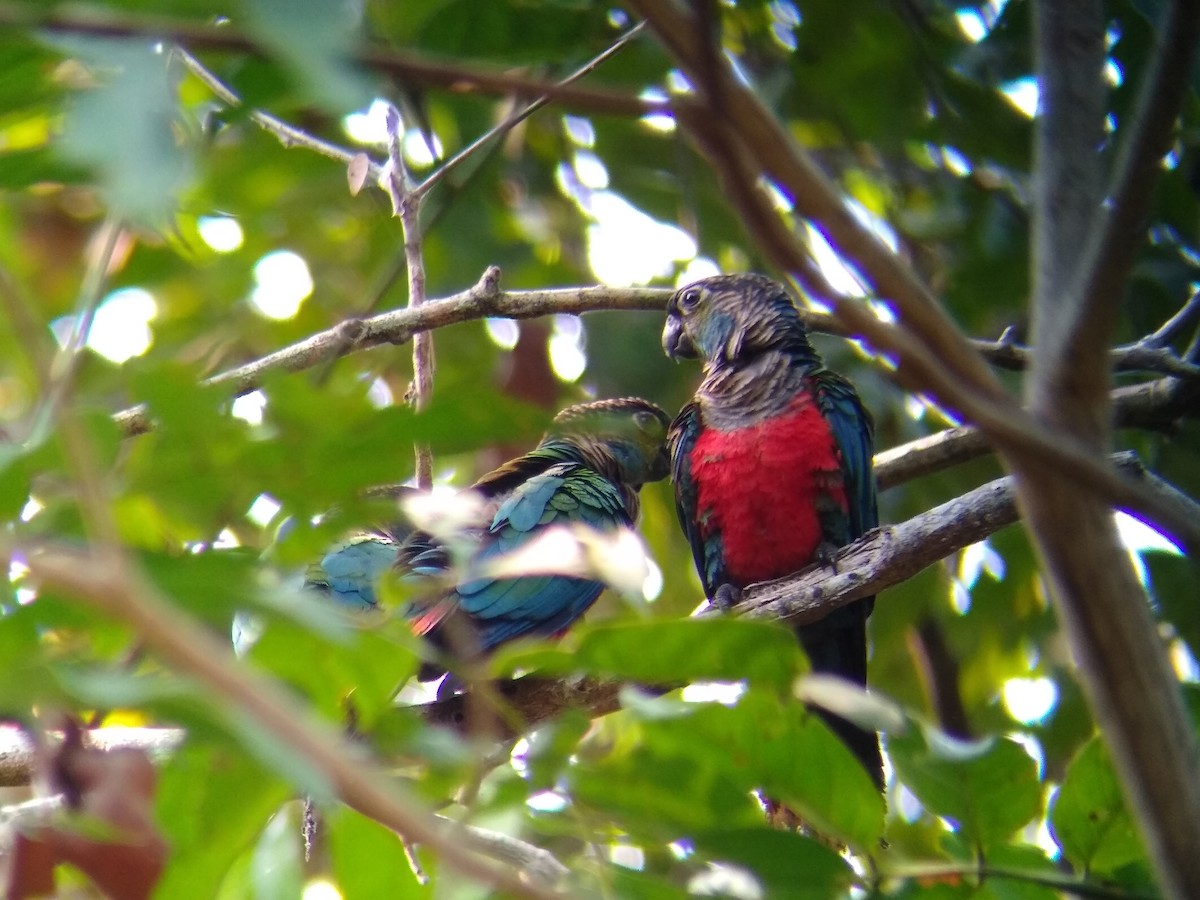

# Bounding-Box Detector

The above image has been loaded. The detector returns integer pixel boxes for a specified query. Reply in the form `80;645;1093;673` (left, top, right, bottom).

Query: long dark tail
796;598;883;789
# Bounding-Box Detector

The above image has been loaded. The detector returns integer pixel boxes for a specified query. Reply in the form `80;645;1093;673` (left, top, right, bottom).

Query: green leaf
681;692;884;850
569;735;765;836
242;607;418;727
155;742;291;900
1049;736;1145;874
240;0;371;112
568;618;803;691
889;724;1042;849
53;36;189;223
691;828;854;898
250;803;305;900
328;807;426;899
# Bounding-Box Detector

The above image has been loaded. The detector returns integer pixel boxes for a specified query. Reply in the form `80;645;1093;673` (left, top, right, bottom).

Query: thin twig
109;279;671;436
1139;291;1200;350
30;218;123;447
882;861;1159;900
382;105;435;489
175;48;385;180
414;22;647;201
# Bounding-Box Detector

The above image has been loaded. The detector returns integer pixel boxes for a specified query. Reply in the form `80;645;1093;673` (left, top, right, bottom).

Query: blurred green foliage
0;0;1196;896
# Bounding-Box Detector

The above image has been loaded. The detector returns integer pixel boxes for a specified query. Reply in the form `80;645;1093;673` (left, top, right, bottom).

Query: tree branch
111;277;673;436
413;22;647;202
1065;0;1200;370
672;95;1200;554
625;0;1008;401
382;105;435;489
10;452;1187;760
13;547;562;899
1017;2;1200;897
0;4;659;119
874;375;1194;490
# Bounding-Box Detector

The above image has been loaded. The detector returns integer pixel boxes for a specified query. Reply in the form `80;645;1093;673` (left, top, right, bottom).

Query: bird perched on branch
662;273;883;789
305;397;671;680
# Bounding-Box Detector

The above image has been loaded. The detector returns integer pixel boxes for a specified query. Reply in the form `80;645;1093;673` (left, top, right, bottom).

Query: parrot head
662;273;810;365
546;397;671;486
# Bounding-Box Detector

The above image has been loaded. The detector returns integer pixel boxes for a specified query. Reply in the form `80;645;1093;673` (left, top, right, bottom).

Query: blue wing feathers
307;535;399;609
390;458;633;661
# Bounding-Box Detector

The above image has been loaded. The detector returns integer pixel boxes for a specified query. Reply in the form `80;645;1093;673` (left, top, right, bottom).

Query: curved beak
662;314;696;359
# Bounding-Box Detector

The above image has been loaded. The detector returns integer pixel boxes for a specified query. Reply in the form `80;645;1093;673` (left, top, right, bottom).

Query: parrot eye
678;287;701;310
633;410;657;431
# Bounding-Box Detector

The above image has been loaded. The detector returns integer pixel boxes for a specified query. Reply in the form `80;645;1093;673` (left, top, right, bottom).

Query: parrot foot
712;583;743;612
815;540;842;574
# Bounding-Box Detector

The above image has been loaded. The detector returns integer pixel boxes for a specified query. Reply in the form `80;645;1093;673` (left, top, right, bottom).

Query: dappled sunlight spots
250;250;313;320
759;178;793;213
367;376;393;408
213;528;240;549
343;98;441;167
950;539;1005;614
678;257;720;284
939;145;972;177
527;790;568;814
197;215;244;252
847;197;899;252
247;493;282;528
20;496;43;522
8;555;36;605
689;863;763;900
562;115;595;148
1115;511;1182;556
549;315;586;382
485;317;519;350
341;97;391;146
301;879;342;900
896;782;924;823
231;390;267;425
959;539;1006;589
642;556;663;601
609;844;645;871
1003;678;1059;726
1001;77;1039;118
1170;640;1199;682
955;9;988;42
768;1;800;51
1115;511;1183;589
573;151;609;190
510;737;530;775
586;192;697;286
904;393;961;426
52;287;158;364
803;223;866;297
1105;59;1124;88
682;681;746;705
403;130;443;169
638;87;674;133
955;0;1007;43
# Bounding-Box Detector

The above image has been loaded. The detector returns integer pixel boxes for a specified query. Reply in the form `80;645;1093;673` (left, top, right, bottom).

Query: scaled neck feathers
698;344;824;430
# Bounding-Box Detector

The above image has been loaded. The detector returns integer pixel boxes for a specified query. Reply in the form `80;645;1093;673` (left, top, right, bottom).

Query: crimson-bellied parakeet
305;397;671;680
663;273;883;788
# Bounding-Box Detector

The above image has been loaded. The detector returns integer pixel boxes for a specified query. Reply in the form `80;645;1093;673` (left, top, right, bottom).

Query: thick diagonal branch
1017;3;1200;898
